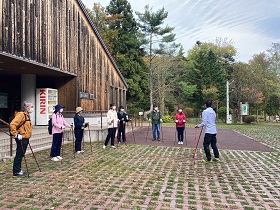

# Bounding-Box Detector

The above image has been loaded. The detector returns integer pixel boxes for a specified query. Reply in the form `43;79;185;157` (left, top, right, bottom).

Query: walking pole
81;133;85;165
123;122;127;145
145;121;150;142
19;140;29;178
193;127;203;158
184;127;187;146
131;120;136;144
61;132;64;164
87;124;92;153
28;143;41;172
71;125;75;158
174;129;177;145
161;121;164;143
113;120;117;149
117;121;121;145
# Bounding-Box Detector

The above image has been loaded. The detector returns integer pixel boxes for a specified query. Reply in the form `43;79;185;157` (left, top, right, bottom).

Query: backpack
48;115;57;135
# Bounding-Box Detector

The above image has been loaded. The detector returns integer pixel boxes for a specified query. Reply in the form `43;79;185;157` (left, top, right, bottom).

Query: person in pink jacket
174;107;186;145
50;104;71;161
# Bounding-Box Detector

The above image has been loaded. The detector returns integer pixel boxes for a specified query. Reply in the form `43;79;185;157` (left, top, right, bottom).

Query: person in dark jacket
149;104;163;141
117;105;129;144
174;107;187;145
74;107;88;154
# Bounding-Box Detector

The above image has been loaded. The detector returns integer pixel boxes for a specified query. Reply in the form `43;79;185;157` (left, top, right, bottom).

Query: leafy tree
267;43;280;77
136;5;177;113
265;93;280;117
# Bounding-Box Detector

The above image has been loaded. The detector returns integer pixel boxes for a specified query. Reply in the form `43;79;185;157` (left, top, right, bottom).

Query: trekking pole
174;129;177;145
28;143;41;172
117;121;121;145
161;121;164;143
19;140;29;178
123;122;127;145
61;132;64;164
184;127;187;146
71;125;75;158
193;127;203;158
131;120;136;144
81;134;85;165
87;124;92;153
113;120;117;149
145;121;150;141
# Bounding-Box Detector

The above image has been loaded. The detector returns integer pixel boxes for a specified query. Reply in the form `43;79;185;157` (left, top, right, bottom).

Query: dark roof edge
76;0;128;89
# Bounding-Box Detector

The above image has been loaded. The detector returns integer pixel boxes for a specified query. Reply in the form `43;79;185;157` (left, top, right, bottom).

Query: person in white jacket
103;103;119;149
195;100;220;162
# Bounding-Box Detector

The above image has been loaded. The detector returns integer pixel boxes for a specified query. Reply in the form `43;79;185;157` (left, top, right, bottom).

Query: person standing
195;100;220;162
174;107;186;145
50;104;71;161
74;107;88;154
10;101;33;177
103;103;118;149
149;104;163;141
117;105;129;144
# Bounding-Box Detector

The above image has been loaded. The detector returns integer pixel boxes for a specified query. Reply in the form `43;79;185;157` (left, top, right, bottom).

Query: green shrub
244;115;255;124
163;115;174;123
184;108;194;117
217;107;232;123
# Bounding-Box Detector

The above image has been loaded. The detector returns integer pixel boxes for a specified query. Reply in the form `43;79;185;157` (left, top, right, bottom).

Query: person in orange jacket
174;107;186;145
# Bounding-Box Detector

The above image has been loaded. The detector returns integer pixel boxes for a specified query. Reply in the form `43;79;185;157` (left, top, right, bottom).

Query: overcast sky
82;0;280;62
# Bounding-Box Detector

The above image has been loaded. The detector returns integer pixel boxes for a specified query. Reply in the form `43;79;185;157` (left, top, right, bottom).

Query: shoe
80;150;84;153
157;139;160;141
118;141;121;144
152;139;156;141
111;145;116;149
213;157;220;162
51;157;60;161
13;170;27;177
181;141;184;145
178;142;180;145
202;159;213;163
103;145;106;149
56;156;63;160
76;151;81;154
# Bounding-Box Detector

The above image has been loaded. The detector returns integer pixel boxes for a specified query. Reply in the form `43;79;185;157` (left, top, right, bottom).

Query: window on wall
110;86;114;105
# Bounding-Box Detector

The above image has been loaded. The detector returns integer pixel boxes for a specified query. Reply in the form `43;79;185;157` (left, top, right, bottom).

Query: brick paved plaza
0;126;279;210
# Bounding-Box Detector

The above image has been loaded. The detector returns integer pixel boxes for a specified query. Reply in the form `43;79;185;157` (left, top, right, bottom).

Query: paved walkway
0;126;279;210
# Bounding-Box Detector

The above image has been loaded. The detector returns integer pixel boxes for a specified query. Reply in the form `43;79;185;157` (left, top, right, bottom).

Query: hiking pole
71;125;75;158
161;121;164;142
81;133;85;165
117;121;121;145
174;129;177;145
193;127;203;158
19;139;29;178
61;132;64;164
184;127;187;146
87;124;92;153
28;143;41;172
145;121;150;141
131;120;136;144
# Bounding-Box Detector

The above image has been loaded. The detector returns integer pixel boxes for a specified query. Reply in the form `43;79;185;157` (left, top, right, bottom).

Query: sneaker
80;150;84;153
178;142;180;145
202;159;213;163
51;157;60;161
118;141;121;144
157;139;160;141
103;145;106;149
76;151;81;154
56;156;63;160
111;145;116;149
152;139;156;141
213;157;220;162
13;170;27;177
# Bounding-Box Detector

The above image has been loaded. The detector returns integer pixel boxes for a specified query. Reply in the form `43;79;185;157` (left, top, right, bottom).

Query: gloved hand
195;125;199;128
175;120;178;123
61;125;66;129
85;122;89;128
15;134;22;140
160;119;163;122
183;120;186;123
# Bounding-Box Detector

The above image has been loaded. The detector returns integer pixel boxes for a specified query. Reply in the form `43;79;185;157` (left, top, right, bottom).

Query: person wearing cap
149;104;163;141
10;101;33;177
195;100;220;163
174;107;187;145
117;105;130;144
103;103;119;149
50;104;71;161
74;107;88;154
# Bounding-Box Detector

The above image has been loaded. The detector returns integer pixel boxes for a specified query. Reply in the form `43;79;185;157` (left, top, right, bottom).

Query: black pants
203;133;219;161
13;138;29;174
74;130;84;152
104;128;117;146
50;133;63;157
117;124;126;142
176;127;185;142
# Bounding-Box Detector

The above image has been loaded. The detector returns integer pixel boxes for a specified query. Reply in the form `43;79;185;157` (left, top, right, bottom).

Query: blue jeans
152;124;160;140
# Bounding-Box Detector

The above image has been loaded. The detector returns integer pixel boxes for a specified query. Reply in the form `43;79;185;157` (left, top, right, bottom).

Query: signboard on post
241;103;249;115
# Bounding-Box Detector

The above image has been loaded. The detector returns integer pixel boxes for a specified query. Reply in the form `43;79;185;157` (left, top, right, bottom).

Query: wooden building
0;0;128;124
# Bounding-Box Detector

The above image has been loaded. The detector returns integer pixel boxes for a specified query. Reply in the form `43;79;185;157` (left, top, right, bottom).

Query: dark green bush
217;107;232;123
244;115;255;124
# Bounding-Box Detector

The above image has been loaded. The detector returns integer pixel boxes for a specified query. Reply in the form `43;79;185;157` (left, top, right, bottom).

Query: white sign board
241;104;248;115
139;112;143;116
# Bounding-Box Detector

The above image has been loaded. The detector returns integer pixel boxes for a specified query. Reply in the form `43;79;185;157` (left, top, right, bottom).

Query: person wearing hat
174;107;187;145
50;104;71;161
117;105;130;144
74;107;88;154
149;104;163;141
103;103;119;149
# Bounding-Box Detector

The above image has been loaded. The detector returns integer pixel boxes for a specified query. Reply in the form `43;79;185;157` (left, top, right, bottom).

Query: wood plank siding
0;0;128;111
